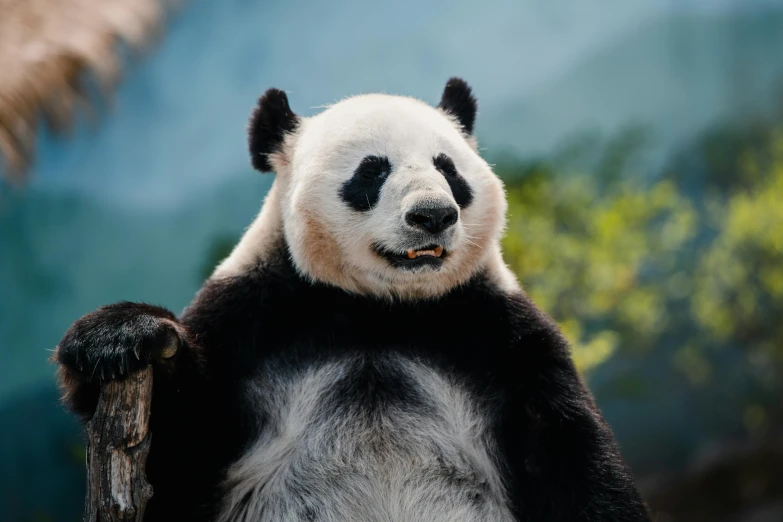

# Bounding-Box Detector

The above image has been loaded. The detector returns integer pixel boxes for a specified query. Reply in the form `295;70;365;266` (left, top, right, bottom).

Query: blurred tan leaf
0;0;183;181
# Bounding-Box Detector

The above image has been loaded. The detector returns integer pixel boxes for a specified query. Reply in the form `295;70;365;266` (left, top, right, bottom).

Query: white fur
214;92;517;299
217;357;513;522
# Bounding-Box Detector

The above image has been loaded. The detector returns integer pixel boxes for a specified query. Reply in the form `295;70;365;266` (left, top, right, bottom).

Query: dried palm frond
0;0;181;183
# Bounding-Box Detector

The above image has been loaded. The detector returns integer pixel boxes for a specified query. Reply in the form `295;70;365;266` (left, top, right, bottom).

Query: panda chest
218;356;514;522
263;291;496;357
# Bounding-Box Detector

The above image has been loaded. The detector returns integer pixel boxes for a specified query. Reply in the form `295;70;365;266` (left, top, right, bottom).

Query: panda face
341;150;474;271
246;80;508;299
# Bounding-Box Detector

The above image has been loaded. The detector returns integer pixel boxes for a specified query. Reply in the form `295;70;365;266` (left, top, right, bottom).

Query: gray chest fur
216;355;513;522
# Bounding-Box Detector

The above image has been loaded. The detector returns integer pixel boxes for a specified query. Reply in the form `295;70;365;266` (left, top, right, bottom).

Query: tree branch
84;367;154;521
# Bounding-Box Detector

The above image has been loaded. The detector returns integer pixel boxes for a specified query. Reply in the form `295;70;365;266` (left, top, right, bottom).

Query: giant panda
55;78;651;522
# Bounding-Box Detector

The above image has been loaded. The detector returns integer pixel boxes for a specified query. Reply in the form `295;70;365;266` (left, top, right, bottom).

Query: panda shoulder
181;255;294;330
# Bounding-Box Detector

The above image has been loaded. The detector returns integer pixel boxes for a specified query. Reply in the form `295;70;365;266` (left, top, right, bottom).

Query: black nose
405;205;459;234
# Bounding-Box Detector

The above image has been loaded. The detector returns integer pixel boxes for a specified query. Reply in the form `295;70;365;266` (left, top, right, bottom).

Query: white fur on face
213;92;516;299
279;94;510;299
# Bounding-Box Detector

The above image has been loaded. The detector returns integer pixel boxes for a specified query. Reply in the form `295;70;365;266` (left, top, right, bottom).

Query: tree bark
84;366;154;522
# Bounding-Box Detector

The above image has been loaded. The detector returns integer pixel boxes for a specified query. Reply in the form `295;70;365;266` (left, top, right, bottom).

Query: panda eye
433;153;458;177
434;152;474;208
357;155;391;178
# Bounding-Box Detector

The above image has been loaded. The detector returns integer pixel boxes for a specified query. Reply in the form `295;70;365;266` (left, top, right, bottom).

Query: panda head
245;78;509;299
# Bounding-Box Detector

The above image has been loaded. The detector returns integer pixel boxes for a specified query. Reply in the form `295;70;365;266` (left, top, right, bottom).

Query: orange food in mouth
406;246;444;259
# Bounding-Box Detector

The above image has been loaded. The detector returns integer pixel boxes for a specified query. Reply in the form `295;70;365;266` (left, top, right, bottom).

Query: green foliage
691;131;783;354
500;115;783;432
502;161;697;372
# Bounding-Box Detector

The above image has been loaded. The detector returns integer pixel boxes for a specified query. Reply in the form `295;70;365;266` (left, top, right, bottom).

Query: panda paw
55;302;186;383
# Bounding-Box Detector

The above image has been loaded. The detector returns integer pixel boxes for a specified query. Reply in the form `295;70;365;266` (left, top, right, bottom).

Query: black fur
433;153;474;208
339;155;392;212
327;354;432;416
55;238;650;522
438;77;478;136
247;88;299;172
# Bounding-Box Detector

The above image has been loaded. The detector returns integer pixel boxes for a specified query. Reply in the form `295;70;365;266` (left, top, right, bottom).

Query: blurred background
1;0;783;520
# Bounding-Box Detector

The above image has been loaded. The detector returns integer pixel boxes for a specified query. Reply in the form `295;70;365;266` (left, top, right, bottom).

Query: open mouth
373;243;448;270
405;245;444;259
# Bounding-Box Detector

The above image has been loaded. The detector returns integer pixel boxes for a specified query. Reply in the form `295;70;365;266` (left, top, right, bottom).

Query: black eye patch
433;153;473;208
340;155;392;212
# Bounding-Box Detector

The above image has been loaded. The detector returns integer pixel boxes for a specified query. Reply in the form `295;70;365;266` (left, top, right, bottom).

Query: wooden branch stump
84;366;154;522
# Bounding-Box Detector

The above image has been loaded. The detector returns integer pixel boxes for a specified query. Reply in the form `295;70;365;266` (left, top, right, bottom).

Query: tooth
434;246;443;257
407;249;416;259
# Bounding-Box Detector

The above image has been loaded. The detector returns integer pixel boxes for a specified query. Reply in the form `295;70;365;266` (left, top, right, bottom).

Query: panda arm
497;295;651;521
54;301;205;421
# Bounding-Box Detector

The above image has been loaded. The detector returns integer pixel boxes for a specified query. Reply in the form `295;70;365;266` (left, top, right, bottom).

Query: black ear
438;77;477;136
247;88;299;172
